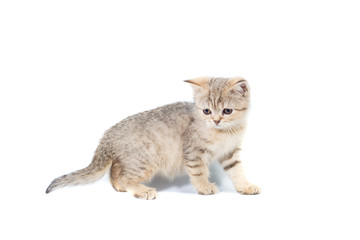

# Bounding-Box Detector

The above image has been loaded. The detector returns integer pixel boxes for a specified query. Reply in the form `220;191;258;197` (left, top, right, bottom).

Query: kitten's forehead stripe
207;78;231;110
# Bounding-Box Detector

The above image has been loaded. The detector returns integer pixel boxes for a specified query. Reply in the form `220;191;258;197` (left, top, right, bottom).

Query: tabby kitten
46;76;260;199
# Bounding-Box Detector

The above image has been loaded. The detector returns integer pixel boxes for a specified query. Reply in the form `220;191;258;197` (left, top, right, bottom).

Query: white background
1;0;359;239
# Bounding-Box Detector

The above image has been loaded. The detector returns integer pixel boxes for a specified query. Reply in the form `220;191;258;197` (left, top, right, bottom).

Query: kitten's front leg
220;148;260;195
185;158;218;195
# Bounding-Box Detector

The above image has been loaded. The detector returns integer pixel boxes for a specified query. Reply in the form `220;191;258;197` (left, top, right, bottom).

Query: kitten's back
104;102;196;178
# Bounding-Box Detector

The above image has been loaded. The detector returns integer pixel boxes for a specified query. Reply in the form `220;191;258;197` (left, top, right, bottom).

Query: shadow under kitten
147;163;234;193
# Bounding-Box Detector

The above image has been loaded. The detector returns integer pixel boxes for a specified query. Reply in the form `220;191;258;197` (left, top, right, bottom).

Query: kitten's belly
158;139;185;178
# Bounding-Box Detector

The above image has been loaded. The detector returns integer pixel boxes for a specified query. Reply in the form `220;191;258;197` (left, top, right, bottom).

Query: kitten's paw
132;187;157;200
237;185;261;195
112;182;127;192
197;182;219;195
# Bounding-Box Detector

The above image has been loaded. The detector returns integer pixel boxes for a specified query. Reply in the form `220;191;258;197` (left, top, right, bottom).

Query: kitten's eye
223;108;233;115
203;109;212;115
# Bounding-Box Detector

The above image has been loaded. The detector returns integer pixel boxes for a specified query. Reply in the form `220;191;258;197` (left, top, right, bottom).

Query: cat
46;76;260;199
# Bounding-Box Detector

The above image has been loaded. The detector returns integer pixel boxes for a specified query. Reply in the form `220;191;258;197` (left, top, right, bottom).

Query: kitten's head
185;76;250;132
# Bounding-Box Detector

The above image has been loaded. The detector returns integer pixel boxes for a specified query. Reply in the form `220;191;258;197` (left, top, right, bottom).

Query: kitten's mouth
213;124;225;129
207;121;227;130
212;122;238;132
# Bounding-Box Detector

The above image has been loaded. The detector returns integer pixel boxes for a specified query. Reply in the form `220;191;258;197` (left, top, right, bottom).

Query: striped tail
45;155;111;194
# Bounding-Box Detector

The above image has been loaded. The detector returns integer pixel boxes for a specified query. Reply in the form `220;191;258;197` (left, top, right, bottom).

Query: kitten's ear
184;76;211;89
228;77;250;96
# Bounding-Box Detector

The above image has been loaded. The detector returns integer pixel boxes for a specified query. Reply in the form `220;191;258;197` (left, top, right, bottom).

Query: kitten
46;76;260;199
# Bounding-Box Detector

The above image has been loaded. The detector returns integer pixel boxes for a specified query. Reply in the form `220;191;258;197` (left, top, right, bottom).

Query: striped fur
46;76;260;199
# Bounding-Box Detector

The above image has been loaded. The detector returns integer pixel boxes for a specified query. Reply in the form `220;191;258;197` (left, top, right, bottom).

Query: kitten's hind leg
110;160;127;192
124;183;157;200
110;159;158;199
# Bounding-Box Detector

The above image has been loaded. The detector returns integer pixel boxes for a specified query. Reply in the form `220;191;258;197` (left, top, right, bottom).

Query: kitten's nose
214;120;221;125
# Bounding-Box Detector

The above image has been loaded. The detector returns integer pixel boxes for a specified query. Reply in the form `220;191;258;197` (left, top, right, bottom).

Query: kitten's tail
45;153;112;194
